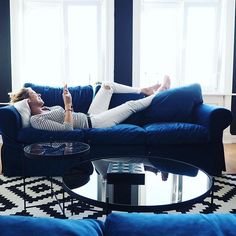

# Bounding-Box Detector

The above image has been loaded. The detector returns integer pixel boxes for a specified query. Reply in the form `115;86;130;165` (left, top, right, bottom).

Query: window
133;0;235;93
10;0;114;90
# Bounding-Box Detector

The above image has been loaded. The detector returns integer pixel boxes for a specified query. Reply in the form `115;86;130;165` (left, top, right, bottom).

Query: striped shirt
30;106;89;131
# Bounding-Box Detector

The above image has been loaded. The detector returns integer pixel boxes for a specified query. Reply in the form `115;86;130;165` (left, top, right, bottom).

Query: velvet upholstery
105;213;236;236
24;83;94;113
83;124;146;145
0;215;104;236
144;83;203;123
1;213;236;236
144;123;209;144
0;83;232;176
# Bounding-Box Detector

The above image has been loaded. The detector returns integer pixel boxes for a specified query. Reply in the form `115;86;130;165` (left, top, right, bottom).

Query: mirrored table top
63;156;213;212
24;141;90;159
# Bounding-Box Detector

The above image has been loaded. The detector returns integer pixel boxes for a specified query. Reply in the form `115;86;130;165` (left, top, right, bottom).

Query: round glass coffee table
63;156;213;213
23;141;91;214
24;141;90;159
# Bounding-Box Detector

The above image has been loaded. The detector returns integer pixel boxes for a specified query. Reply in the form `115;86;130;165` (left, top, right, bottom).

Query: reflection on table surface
24;141;90;157
67;157;212;207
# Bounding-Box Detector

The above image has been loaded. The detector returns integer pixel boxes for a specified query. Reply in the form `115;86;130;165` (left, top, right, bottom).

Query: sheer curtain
10;0;114;90
133;0;235;93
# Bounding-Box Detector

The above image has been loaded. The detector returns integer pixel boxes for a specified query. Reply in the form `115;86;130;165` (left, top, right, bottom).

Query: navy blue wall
114;0;133;86
230;7;236;134
0;0;12;102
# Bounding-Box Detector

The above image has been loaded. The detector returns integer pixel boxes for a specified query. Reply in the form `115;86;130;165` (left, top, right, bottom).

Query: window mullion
180;1;188;87
214;2;223;92
97;3;102;84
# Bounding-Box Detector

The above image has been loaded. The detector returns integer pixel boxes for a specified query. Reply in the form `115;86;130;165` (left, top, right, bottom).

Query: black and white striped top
30;106;89;131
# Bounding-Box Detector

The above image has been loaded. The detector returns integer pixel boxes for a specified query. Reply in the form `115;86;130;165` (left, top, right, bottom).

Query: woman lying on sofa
9;76;171;131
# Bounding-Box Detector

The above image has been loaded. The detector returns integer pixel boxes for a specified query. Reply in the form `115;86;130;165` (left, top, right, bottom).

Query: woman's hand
63;84;73;126
63;84;72;109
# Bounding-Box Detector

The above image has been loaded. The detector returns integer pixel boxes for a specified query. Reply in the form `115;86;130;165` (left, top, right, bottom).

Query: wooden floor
0;143;236;174
223;144;236;173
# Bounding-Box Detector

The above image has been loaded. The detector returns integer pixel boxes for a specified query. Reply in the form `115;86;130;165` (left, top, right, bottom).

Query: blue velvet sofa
0;83;232;176
0;212;236;236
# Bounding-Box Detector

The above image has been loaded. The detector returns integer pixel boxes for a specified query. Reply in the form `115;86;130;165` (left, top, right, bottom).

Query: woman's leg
90;93;155;128
99;81;161;94
87;83;113;115
88;81;162;115
90;76;171;128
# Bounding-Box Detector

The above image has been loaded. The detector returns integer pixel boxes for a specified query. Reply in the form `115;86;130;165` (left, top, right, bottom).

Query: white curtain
10;0;114;90
134;0;235;94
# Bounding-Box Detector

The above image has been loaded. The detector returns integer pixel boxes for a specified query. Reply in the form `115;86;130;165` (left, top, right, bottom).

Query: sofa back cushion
144;83;203;123
24;83;94;113
95;83;202;125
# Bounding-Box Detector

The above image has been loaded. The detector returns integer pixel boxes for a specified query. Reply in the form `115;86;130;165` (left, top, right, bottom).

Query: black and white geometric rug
0;174;236;220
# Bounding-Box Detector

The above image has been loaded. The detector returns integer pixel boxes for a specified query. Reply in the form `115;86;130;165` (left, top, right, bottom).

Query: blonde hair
8;88;30;104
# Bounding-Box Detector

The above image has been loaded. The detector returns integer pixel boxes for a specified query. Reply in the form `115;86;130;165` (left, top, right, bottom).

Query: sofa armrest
0;105;22;141
192;104;232;140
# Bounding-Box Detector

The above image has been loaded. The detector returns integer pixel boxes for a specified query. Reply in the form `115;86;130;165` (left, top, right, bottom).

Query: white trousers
87;82;155;128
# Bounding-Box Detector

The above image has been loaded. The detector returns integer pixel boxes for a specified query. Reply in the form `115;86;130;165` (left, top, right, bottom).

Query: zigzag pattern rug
0;174;236;220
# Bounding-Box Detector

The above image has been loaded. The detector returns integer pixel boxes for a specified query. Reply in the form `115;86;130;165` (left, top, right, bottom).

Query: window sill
203;93;236;96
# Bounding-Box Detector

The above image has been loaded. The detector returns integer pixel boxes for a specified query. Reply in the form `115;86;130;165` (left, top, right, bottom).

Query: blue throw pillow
144;83;203;123
24;83;94;113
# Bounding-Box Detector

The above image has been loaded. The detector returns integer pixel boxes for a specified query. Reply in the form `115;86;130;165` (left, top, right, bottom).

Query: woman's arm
63;84;73;125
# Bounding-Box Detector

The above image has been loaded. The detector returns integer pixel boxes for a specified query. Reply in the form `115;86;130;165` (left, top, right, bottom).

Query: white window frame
10;0;114;90
133;0;235;94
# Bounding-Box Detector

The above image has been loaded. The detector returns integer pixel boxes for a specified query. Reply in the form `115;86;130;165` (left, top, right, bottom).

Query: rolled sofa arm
192;104;232;140
0;106;22;141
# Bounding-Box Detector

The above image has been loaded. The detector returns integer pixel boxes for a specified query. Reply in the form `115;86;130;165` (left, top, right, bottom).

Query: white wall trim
132;0;141;87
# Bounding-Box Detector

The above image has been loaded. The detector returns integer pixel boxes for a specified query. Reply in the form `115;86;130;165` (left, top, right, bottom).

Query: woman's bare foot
157;75;171;92
141;82;161;96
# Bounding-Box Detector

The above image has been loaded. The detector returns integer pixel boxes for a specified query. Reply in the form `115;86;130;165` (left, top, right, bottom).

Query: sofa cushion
0;215;104;236
105;213;236;236
18;127;85;144
24;83;94;113
144;83;203;123
144;123;209;144
83;124;146;145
